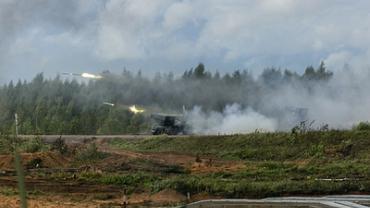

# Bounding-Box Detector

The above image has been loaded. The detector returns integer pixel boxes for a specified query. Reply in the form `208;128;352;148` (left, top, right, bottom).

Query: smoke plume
185;104;278;134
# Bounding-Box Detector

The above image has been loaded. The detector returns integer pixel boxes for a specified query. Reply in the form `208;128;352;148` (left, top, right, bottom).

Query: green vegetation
14;151;27;208
353;121;370;131
0;134;49;154
54;160;370;198
0;187;44;196
74;143;109;163
19;136;49;153
0;133;14;154
110;130;370;160
51;137;68;155
151;175;370;198
2;129;370;198
106;130;370;197
78;171;159;193
0;187;18;196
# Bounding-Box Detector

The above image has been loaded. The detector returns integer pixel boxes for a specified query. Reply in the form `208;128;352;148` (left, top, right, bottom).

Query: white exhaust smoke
185;104;278;134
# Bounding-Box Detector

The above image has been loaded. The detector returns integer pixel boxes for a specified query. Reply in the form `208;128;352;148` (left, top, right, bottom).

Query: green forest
0;63;332;135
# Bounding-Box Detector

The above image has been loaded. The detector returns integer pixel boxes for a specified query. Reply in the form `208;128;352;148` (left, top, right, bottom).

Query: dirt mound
190;192;223;202
127;192;151;204
123;189;186;205
0;152;70;170
150;189;186;204
0;155;14;170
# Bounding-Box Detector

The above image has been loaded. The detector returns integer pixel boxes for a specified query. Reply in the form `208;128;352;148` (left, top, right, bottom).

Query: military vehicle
150;113;188;135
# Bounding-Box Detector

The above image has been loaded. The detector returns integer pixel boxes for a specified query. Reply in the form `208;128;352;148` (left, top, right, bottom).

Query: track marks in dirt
98;143;246;174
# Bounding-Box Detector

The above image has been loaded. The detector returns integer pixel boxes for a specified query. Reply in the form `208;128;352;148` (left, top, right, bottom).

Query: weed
75;143;108;162
307;143;325;158
19;136;49;153
0;187;18;196
0;133;14;154
51;136;68;155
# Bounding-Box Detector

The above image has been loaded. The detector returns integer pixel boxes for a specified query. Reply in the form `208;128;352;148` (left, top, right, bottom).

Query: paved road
186;195;370;208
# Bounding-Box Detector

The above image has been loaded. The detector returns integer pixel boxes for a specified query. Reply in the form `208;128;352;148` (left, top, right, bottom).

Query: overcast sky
1;0;370;83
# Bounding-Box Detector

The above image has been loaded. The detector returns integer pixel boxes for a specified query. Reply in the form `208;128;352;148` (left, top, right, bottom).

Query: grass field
107;129;370;197
1;128;370;206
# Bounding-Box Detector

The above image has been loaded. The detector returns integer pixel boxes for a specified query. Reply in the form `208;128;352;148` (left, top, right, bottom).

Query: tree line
0;62;332;135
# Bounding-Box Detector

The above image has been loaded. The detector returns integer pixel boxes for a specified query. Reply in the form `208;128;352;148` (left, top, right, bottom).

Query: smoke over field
0;62;369;134
186;104;278;134
181;63;370;134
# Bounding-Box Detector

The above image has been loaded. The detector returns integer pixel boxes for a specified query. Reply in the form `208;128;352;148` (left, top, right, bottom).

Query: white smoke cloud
186;104;278;134
182;60;370;134
255;66;370;131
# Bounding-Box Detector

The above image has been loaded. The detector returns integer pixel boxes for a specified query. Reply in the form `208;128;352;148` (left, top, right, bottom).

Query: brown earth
0;139;244;207
98;143;246;174
0;141;245;174
0;152;70;170
0;190;190;208
126;189;187;206
0;177;123;194
0;195;99;208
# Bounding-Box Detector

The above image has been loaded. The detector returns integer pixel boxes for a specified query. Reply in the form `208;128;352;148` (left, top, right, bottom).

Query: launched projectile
62;72;103;79
103;102;115;107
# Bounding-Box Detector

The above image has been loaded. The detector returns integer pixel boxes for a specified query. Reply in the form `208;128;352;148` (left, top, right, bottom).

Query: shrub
0;187;18;196
0;133;13;154
51;136;68;154
307;143;325;158
353;122;370;131
75;143;108;162
20;136;48;153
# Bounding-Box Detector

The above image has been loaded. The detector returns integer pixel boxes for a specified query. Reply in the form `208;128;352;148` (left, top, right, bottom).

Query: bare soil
0;139;237;207
0;152;70;170
98;143;246;174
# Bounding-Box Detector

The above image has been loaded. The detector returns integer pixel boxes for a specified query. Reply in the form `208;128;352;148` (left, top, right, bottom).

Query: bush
0;187;18;196
0;133;13;154
353;122;370;131
51;136;68;154
307;143;325;158
20;136;48;153
75;143;108;162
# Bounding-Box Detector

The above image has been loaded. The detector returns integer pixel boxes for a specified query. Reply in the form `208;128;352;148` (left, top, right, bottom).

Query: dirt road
18;134;191;144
